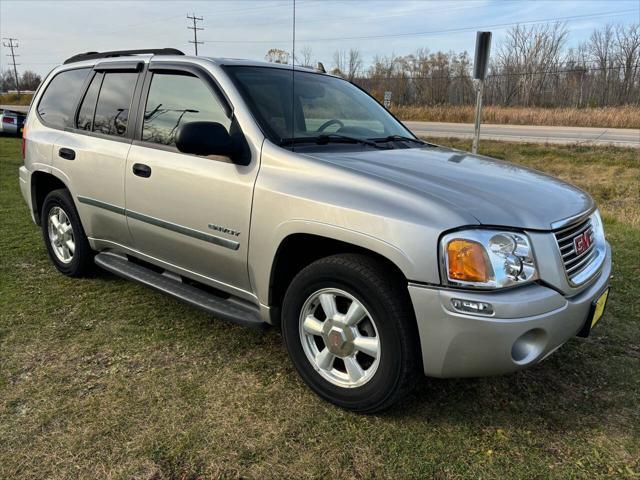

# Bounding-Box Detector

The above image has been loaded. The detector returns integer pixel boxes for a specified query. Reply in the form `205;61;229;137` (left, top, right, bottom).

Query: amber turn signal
447;239;491;283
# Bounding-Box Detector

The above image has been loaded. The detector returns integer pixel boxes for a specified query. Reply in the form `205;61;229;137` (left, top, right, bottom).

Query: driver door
124;65;258;294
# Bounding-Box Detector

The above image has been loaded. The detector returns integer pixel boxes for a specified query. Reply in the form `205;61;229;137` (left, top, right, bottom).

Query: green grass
1;136;638;479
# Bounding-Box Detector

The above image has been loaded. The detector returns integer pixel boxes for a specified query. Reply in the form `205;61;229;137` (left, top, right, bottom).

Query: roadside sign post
472;31;491;154
383;91;392;109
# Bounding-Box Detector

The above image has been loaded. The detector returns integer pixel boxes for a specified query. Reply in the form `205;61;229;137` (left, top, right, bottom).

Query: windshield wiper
371;135;428;145
280;134;387;149
316;133;385;148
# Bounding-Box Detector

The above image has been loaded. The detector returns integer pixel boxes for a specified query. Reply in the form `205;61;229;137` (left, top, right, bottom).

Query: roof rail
63;48;184;65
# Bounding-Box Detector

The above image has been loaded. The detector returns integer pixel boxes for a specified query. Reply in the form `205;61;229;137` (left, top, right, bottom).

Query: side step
94;252;266;329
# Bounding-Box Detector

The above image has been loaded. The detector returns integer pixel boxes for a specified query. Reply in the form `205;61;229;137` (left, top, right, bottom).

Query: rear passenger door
52;62;143;247
125;64;258;295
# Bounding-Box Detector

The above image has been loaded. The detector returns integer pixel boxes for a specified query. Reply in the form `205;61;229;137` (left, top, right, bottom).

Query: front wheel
281;254;421;412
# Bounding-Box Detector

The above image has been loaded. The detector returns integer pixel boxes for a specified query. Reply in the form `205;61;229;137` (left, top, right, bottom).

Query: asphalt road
406;121;640;148
0;104;28;113
2;104;638;147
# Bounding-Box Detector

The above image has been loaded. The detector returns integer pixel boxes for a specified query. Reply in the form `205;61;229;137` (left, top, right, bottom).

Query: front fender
248;218;417;307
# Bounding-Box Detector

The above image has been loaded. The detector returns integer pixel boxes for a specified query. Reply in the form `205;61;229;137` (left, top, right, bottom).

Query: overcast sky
1;0;638;76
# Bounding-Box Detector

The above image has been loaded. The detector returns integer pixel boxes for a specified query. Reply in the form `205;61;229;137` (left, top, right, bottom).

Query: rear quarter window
37;68;91;129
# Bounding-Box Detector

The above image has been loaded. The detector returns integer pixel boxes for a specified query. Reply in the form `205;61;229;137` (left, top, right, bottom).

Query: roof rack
63;48;184;65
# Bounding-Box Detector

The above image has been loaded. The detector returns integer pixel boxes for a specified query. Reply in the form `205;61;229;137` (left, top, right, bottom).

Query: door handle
132;163;152;178
58;148;75;160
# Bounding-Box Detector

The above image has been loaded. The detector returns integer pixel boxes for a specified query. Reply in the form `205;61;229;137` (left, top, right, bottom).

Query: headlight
591;210;606;246
440;229;538;289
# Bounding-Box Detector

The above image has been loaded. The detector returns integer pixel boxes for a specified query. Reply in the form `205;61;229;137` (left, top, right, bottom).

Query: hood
303;146;593;230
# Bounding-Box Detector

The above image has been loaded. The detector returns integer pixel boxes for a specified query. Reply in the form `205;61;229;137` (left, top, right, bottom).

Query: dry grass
0;93;33;106
394;105;640;129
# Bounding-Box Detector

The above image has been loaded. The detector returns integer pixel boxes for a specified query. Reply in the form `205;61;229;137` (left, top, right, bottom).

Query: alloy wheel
299;288;381;388
47;206;75;264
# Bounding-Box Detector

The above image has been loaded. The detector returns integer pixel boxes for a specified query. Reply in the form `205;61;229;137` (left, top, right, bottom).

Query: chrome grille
554;216;597;279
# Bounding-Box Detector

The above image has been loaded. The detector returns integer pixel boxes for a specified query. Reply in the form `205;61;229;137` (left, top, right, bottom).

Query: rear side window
37;68;90;129
92;72;138;137
141;72;230;146
76;72;103;131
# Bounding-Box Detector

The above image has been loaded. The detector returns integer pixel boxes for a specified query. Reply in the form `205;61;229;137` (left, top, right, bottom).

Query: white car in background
0;108;26;136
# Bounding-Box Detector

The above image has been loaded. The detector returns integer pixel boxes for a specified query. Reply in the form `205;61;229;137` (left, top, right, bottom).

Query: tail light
2;116;15;124
22;126;27;161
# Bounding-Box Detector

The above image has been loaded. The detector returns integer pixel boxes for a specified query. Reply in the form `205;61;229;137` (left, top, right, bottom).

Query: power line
202;9;637;44
187;13;204;56
2;37;21;95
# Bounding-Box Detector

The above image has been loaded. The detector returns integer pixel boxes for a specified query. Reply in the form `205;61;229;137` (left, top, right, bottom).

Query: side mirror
175;121;238;159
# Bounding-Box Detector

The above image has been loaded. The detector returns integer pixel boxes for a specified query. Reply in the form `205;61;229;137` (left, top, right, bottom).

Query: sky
1;0;639;77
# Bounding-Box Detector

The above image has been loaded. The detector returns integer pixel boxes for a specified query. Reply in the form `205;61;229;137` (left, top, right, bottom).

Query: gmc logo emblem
573;229;593;255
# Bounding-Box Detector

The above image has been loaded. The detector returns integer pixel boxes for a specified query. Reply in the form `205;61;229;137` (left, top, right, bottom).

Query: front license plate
591;288;609;328
577;288;609;337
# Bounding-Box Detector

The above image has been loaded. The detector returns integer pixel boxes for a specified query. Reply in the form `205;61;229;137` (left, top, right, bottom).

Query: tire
41;188;94;277
281;254;421;413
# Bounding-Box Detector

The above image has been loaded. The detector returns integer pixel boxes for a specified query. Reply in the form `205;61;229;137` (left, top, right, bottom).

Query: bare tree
346;48;362;81
588;24;615;105
493;22;568;106
0;70;17;92
20;70;42;91
299;46;313;67
337;22;638;108
265;48;290;64
332;49;362;81
332;50;346;77
615;23;640;104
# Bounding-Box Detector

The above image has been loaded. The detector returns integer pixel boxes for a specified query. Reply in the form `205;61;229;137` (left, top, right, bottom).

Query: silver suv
19;49;611;412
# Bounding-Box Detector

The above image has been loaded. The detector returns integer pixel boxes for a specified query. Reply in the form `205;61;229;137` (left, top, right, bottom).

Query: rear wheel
41;189;94;277
281;254;420;412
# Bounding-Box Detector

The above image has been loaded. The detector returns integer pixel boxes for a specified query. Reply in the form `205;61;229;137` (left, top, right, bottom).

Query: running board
94;252;266;329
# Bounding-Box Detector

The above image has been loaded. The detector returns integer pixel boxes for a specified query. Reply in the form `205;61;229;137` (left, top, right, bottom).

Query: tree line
275;22;640;108
0;69;42;93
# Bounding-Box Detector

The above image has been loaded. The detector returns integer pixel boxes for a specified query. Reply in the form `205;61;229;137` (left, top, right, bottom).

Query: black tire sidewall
282;259;407;411
41;189;92;277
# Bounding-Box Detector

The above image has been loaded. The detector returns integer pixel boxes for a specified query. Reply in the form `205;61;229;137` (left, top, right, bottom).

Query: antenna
187;14;204;56
291;0;296;151
2;37;21;96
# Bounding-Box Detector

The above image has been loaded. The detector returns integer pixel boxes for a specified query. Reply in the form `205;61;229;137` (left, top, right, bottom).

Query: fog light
451;298;494;315
511;329;547;364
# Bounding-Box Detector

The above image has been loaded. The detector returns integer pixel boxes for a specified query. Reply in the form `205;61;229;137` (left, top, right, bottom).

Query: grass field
0;93;33;106
1;136;638;479
393;105;640;129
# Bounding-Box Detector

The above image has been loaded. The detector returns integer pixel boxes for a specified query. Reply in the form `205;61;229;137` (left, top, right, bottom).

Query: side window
93;72;138;137
142;72;230;146
76;72;103;131
37;68;91;129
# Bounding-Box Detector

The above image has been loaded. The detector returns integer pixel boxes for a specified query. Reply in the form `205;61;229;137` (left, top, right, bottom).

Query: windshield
224;66;415;147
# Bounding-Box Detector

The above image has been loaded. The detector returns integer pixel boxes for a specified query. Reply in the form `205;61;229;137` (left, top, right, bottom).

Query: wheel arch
266;230;413;325
31;170;70;225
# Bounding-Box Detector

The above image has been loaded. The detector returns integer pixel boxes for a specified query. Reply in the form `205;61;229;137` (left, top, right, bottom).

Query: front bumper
409;243;612;378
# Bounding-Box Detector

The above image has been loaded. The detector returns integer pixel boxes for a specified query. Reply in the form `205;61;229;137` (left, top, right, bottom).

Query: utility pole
187;14;204;56
2;37;20;96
